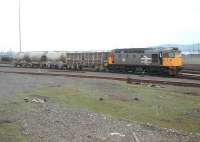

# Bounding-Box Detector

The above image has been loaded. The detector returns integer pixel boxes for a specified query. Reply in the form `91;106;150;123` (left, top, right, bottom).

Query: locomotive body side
107;47;183;75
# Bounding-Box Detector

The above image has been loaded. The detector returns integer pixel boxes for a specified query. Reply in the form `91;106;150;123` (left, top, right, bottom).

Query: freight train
14;47;183;75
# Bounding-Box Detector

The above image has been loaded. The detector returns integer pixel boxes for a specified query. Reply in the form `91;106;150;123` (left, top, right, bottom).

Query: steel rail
0;70;199;87
0;64;200;81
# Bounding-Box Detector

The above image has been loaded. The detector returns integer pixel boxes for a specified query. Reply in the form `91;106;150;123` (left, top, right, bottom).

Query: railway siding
0;67;199;87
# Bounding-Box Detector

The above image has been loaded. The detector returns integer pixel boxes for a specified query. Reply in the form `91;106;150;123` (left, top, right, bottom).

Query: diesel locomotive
14;47;183;75
107;47;182;75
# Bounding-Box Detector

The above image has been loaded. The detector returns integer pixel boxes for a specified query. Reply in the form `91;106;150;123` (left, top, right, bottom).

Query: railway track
183;64;200;71
178;68;200;80
0;67;199;88
181;69;200;74
178;73;200;80
0;63;200;84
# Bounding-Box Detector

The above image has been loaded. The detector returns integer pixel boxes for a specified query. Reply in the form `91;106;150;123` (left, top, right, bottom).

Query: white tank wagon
45;51;67;69
15;52;28;67
15;52;25;61
15;51;47;67
26;52;47;62
27;51;47;68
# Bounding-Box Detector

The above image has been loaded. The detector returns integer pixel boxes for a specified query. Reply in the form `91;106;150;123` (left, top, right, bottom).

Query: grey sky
0;0;200;52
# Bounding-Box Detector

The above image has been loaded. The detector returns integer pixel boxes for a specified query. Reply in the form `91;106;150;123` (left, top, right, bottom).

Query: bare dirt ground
0;72;199;142
184;64;200;71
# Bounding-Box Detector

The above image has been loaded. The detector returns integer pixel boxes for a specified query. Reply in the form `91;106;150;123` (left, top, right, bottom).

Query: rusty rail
0;70;200;88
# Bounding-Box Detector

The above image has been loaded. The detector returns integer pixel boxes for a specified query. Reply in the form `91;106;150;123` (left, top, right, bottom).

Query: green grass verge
0;122;28;142
0;94;34;142
21;82;200;133
19;83;200;132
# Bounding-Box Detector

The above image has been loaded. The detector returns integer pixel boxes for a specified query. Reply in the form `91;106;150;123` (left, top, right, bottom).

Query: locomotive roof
113;47;179;53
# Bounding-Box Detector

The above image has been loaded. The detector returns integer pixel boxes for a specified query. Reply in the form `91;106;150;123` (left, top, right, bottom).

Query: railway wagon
107;47;183;75
15;51;47;68
14;51;109;71
65;51;109;71
45;51;67;69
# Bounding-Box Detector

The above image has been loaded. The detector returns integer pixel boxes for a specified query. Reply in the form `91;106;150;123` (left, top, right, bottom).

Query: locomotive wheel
169;68;177;76
131;67;136;73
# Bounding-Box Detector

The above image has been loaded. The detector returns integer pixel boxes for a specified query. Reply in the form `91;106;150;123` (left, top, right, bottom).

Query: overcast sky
0;0;200;52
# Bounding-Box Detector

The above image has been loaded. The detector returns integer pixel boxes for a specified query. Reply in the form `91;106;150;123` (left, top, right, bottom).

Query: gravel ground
0;72;199;142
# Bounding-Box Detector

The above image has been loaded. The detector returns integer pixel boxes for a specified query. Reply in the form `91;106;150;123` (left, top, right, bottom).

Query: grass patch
21;82;200;133
0;122;28;142
0;93;36;142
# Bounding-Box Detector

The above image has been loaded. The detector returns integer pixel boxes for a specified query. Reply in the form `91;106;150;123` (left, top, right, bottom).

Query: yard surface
183;55;200;65
0;72;199;142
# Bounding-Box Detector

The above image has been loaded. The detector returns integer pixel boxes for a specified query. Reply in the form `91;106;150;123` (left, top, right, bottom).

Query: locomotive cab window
163;52;175;58
168;52;175;58
175;51;182;57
